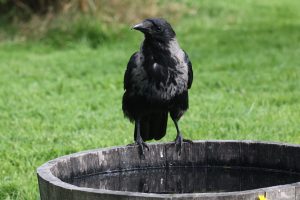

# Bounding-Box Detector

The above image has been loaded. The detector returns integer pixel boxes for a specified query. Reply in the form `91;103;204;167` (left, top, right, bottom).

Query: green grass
1;0;300;199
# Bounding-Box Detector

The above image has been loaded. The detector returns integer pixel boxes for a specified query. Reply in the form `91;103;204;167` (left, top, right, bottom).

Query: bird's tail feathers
134;112;168;141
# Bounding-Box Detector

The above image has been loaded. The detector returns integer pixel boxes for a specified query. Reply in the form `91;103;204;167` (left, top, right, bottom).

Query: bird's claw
174;134;192;156
127;143;136;147
136;140;149;159
175;134;183;155
183;138;193;144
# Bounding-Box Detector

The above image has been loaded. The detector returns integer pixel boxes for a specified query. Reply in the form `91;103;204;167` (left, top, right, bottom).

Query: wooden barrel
37;140;300;200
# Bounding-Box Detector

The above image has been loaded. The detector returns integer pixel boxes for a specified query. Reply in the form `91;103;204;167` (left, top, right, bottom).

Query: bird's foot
183;138;193;143
127;143;136;147
135;139;149;159
174;134;193;156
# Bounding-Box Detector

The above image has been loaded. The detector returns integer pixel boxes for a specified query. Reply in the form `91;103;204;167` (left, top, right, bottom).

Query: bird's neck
142;37;169;54
141;37;180;83
142;37;178;61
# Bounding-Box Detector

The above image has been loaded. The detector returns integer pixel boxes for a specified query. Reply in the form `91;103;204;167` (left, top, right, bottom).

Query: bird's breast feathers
130;40;188;101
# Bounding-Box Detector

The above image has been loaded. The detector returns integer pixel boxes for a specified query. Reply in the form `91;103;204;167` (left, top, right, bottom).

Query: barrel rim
37;140;300;198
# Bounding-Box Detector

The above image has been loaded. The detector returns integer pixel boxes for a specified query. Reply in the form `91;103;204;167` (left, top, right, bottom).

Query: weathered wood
37;140;300;200
292;183;300;200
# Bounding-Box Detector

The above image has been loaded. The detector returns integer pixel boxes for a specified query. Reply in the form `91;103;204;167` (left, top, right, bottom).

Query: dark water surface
66;166;300;194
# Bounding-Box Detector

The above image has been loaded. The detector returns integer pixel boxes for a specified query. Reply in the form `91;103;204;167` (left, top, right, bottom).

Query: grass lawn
1;0;300;199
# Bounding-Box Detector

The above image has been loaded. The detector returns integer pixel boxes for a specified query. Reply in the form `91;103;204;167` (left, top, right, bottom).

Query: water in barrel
66;166;300;194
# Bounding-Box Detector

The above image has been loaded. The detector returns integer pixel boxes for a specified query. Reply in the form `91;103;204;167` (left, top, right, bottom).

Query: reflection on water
66;166;300;194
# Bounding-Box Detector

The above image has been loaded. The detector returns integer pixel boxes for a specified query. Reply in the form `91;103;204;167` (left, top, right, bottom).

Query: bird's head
132;18;176;42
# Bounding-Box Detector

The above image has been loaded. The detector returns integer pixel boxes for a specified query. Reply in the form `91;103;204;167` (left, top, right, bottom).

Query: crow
122;18;193;158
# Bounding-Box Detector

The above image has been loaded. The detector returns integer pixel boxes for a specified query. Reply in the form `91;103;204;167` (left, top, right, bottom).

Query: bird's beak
132;23;144;30
131;21;151;33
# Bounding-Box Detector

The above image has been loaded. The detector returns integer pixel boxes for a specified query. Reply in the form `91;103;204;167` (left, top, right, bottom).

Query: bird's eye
157;26;162;31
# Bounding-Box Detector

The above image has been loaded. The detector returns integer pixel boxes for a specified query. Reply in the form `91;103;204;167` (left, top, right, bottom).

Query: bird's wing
183;50;193;89
124;52;138;90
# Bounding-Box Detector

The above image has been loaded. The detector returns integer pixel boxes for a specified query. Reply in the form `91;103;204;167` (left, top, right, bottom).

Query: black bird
122;18;193;157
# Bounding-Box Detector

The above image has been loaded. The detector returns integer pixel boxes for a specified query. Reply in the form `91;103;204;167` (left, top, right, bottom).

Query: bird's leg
135;119;149;159
173;119;193;155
